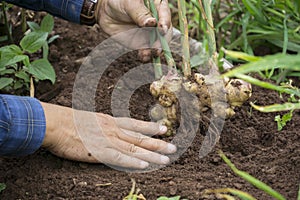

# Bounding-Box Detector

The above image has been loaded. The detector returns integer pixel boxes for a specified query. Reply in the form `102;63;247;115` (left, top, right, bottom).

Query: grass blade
203;188;257;200
241;0;266;23
250;102;300;112
222;53;300;78
229;74;300;97
219;150;286;200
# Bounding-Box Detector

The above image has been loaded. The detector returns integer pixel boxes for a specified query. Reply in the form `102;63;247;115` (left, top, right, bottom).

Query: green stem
153;56;163;79
178;0;191;77
1;2;13;43
148;0;176;71
219;150;286;200
21;8;27;33
199;0;217;60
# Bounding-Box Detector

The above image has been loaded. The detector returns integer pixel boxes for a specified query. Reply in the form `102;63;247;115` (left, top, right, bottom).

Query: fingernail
159;125;168;133
167;143;177;153
140;161;149;168
144;18;156;27
160;155;170;164
162;25;168;34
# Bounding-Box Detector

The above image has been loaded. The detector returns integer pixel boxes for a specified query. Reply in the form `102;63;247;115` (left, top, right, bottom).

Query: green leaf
250;102;300;112
15;70;30;83
0;44;22;55
219;151;286;200
13;80;26;90
1;55;28;68
0;183;6;192
40;14;54;33
157;196;181;200
20;31;48;53
0;68;16;75
28;59;56;84
48;35;59;44
0;45;25;69
274;110;293;131
27;21;40;32
223;48;261;62
223;54;300;78
0;78;14;90
241;0;266;23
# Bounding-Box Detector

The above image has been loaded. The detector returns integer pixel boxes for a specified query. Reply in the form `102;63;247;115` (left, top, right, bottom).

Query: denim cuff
0;94;46;156
2;0;84;23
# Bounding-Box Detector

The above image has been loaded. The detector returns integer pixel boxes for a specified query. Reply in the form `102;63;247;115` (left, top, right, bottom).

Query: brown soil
0;16;299;200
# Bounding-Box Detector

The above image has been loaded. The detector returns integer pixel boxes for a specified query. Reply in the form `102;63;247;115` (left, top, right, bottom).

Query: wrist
40;102;72;148
80;0;98;25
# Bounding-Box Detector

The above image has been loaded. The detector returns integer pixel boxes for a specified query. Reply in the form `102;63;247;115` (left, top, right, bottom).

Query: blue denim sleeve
0;94;46;156
1;0;84;23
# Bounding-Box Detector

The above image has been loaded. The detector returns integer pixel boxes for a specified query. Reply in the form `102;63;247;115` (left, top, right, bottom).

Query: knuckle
127;143;138;153
113;151;123;163
135;135;145;145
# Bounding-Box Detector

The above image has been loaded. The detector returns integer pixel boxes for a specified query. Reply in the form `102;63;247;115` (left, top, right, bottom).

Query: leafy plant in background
213;0;300;54
0;14;58;96
0;2;13;42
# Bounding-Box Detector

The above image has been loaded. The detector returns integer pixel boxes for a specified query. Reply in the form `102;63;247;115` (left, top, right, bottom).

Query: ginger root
150;72;252;135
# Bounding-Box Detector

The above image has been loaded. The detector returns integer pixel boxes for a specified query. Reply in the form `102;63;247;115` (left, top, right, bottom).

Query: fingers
125;0;157;27
119;129;177;154
107;138;171;167
114;117;167;135
155;0;171;34
101;148;150;169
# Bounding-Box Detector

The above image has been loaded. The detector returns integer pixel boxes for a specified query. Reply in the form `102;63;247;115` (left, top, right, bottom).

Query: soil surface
0;15;299;200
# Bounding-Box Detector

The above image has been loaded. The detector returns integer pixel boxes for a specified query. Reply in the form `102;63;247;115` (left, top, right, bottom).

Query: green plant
157;196;183;200
222;49;300;114
275;109;293;131
0;2;13;42
123;179;146;200
203;150;288;200
213;0;300;55
0;183;6;193
0;14;57;96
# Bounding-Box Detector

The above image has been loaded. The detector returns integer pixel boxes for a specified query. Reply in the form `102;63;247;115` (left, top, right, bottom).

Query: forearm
0;94;46;156
1;0;84;23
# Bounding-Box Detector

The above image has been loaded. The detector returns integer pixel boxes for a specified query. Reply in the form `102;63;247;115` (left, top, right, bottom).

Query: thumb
125;0;157;27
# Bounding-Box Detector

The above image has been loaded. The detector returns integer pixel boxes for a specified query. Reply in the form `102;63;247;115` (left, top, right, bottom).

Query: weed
0;14;58;96
203;150;288;200
275;110;293;131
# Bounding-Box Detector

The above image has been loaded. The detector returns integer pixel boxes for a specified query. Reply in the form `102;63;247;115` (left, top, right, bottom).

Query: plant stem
30;76;34;97
199;0;217;61
1;2;13;43
153;56;163;79
178;0;191;77
147;0;176;72
21;8;27;33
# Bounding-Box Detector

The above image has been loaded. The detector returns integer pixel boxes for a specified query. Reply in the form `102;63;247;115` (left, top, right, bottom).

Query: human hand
41;102;177;169
95;0;172;62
